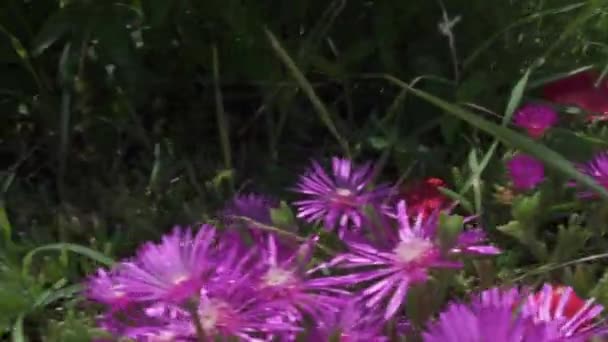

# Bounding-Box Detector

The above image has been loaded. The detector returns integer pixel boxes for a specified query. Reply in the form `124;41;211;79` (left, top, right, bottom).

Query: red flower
543;70;608;121
531;285;587;322
400;177;448;217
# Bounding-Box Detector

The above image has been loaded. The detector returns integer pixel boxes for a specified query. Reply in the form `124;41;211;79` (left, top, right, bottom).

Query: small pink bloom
513;104;558;139
506;154;545;191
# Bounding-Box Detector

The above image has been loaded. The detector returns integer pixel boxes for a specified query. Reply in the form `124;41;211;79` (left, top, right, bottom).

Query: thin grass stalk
212;45;234;189
265;28;350;156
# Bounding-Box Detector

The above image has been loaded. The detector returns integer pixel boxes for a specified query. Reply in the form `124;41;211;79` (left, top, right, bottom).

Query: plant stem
187;301;208;342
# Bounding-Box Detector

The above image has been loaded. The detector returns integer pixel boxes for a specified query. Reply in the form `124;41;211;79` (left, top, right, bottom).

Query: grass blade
265;28;350;156
212;45;233;187
504;68;531;124
463;2;586;68
457;69;530;211
11;314;25;342
384;74;608;200
23;243;115;277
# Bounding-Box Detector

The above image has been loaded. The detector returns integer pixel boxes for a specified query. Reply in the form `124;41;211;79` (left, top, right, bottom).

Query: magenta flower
87;268;130;310
255;234;350;323
513;104;558;139
222;193;282;245
506;154;545;191
423;286;607;342
310;301;389;341
293;157;390;237
182;241;301;340
95;226;302;341
572;151;608;198
316;200;499;319
223;193;278;226
525;284;605;340
116;225;217;303
190;284;300;340
423;288;559;342
96;305;191;341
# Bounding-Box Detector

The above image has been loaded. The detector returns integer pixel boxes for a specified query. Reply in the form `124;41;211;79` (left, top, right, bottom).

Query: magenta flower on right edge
423;286;607;342
572;151;608;198
293;157;390;237
513;104;558;139
506;154;545;191
526;284;605;338
314;200;499;320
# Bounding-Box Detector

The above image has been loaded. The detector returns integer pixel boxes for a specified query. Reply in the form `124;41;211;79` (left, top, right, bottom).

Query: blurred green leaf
438;212;464;250
11;314;25;342
512;192;541;224
497;220;547;260
270;201;296;228
23;243;114;277
503;68;530;124
550;224;590;263
32;9;72;56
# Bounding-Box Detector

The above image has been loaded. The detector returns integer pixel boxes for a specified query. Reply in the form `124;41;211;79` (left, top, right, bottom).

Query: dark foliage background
0;0;607;340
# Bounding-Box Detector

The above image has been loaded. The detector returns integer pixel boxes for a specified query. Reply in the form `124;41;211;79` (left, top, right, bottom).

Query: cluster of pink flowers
86;156;608;341
505;70;608;195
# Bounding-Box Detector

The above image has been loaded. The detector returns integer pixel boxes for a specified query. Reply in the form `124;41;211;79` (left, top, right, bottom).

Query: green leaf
11;314;25;342
438;213;464;250
31;9;72;56
386;76;608;200
512;192;541;224
497;221;527;243
270;202;296;228
457;67;530;210
591;268;608;306
0;202;12;241
437;187;474;213
527;65;594;90
23;243;114;277
497;221;547;261
550;223;590;263
265;28;350;156
503;68;531;124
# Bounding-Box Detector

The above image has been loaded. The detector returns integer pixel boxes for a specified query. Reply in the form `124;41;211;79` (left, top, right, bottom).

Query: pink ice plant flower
115;225;217;303
506;154;545;191
87;268;130;311
513;104;558;139
310;301;390;341
423;286;608;342
222;193;297;261
525;284;606;339
571;151;608;198
92;227;303;341
167;237;302;341
424;287;559;342
222;193;278;227
254;234;350;324
189;272;301;340
293;157;390;237
317;200;500;320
